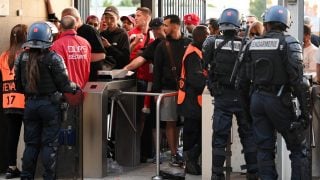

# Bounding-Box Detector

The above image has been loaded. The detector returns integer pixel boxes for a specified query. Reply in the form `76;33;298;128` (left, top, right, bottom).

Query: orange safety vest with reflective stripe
0;51;25;109
177;44;202;106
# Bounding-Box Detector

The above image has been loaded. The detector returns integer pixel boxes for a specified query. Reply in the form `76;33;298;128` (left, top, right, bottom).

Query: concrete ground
1;163;320;180
0;162;247;180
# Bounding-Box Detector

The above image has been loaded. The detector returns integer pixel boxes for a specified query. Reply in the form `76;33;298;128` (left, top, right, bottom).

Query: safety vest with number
177;44;202;106
0;51;25;109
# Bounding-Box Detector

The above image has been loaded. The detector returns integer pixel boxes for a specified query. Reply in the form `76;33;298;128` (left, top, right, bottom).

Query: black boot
246;172;259;180
183;144;201;175
211;173;225;180
5;167;20;179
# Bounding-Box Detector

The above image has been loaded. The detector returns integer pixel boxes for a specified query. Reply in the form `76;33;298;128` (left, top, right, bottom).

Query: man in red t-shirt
128;7;155;162
128;7;154;82
51;15;91;89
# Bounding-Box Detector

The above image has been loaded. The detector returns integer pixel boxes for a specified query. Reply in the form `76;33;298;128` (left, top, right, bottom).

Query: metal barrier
116;91;178;180
158;0;206;31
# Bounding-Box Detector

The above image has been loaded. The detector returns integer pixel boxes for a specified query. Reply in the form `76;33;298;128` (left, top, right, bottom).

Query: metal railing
114;91;178;180
158;0;206;23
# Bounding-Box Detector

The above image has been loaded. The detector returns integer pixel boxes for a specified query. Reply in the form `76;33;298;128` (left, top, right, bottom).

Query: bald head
61;7;82;25
60;15;76;31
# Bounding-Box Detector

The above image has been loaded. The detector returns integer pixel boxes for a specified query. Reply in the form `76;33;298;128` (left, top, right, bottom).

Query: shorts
160;90;177;122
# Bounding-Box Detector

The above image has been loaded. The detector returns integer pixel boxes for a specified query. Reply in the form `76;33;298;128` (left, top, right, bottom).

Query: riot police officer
14;22;79;180
237;5;311;179
203;8;258;180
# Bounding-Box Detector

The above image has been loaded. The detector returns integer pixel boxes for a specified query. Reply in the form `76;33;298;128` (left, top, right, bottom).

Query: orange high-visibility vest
0;51;25;109
177;44;202;106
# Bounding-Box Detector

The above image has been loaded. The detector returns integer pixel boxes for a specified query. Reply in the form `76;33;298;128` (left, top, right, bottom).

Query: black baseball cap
149;17;163;29
103;6;119;18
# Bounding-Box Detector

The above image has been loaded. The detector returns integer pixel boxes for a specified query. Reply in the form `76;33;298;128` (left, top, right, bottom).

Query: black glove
299;113;312;129
290;114;311;131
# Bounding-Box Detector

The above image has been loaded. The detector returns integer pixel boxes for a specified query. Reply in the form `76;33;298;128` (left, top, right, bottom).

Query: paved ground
1;161;319;179
0;162;247;180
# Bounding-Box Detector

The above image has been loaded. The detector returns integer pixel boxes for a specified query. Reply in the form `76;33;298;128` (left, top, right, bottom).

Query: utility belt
208;81;236;96
27;94;51;100
212;82;235;91
27;92;63;105
220;83;236;90
255;84;290;96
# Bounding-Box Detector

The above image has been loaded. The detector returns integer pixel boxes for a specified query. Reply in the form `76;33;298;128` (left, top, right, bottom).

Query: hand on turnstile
64;89;84;106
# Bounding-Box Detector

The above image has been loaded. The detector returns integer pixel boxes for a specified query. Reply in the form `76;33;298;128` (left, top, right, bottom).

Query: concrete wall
0;0;72;53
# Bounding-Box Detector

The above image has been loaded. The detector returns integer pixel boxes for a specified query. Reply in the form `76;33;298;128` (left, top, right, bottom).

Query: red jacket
51;29;91;89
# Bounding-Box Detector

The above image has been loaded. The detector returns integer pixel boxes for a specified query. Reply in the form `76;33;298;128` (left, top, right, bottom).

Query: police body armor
209;35;242;94
17;50;72;96
249;32;288;87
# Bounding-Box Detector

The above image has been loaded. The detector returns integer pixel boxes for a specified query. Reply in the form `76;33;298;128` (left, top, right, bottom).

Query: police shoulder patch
215;39;242;51
249;38;279;50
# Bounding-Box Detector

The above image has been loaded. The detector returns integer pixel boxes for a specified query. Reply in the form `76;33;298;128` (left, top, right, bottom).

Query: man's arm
45;0;59;27
102;32;130;69
91;53;106;62
152;43;164;93
316;64;320;83
316;49;320;82
185;53;206;93
202;35;216;69
286;36;311;129
124;56;146;70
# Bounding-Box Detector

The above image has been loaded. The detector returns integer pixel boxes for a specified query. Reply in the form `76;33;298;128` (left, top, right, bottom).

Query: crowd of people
0;0;320;180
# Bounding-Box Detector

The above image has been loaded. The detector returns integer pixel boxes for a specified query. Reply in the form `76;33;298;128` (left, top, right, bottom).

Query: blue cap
149;17;163;28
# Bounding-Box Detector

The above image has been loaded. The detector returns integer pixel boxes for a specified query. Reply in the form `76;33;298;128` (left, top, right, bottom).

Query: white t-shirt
303;44;319;72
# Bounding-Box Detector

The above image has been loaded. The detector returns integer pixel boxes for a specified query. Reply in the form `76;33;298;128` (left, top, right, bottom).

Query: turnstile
82;79;137;178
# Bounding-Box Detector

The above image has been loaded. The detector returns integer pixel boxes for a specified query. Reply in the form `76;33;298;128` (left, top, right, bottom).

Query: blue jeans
21;99;61;180
250;91;309;180
212;91;257;176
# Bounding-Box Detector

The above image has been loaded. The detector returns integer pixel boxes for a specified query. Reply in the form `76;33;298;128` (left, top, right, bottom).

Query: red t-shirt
128;27;154;81
51;29;91;89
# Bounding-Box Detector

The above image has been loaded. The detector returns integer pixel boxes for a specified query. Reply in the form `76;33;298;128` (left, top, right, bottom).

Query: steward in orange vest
176;25;208;175
177;36;207;119
0;51;25;112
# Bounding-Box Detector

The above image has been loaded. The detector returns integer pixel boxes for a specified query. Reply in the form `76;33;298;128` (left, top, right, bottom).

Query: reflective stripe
3;92;25;109
0;51;25;109
215;39;241;51
249;38;279;50
177;44;202;105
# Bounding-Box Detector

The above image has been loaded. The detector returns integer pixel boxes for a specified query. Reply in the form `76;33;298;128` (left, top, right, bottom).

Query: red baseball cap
183;13;200;26
120;15;136;25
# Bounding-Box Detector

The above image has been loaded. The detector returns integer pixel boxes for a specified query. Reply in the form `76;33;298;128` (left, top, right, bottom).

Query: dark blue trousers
250;91;309;180
21;99;61;180
212;91;257;176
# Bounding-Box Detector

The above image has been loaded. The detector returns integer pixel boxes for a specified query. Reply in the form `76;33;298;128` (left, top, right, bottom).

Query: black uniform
237;30;311;179
15;50;77;180
203;34;258;179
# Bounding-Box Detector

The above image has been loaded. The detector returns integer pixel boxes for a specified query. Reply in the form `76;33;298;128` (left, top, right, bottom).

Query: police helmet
219;8;241;31
23;21;56;49
263;5;291;28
